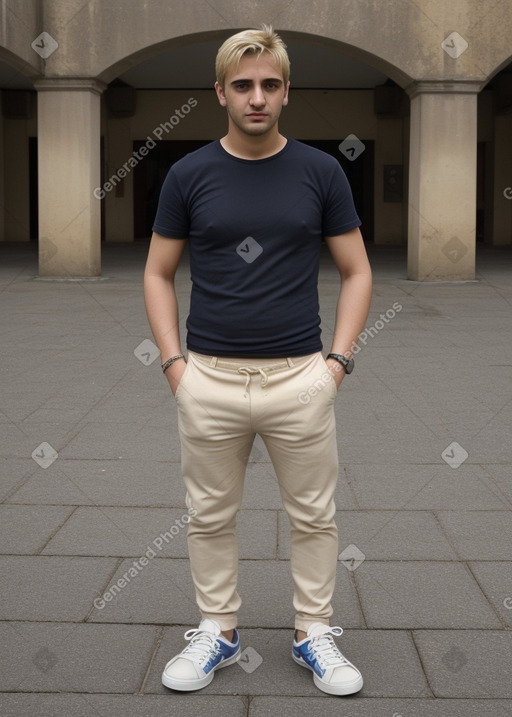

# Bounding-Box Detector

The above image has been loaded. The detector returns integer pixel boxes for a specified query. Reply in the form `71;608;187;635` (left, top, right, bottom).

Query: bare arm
324;227;373;387
143;232;187;395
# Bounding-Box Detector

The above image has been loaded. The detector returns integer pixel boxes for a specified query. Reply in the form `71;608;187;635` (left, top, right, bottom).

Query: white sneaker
162;618;241;691
292;622;363;695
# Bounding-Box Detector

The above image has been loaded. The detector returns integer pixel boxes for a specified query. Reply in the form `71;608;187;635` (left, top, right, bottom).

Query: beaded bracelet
161;354;185;373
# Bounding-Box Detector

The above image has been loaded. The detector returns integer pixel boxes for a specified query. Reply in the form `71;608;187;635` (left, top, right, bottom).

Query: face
215;51;289;137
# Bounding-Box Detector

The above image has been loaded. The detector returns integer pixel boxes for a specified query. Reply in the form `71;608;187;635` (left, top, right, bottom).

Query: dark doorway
302;140;375;242
29;137;38;240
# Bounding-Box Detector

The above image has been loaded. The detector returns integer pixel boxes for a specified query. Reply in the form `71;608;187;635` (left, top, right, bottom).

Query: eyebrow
229;77;283;85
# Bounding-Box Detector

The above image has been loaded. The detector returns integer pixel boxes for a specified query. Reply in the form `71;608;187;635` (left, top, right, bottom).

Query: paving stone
0;505;74;553
346;463;509;510
413;630;512;698
80;384;175;426
40;506;200;558
0;694;248;717
0;458;39;501
145;627;428;697
236;560;364;629
278;510;457;560
249;697;512;717
435;511;512;559
334;391;442;465
468;561;512;627
0;622;158;693
88;557;199;624
5;458;185;506
240;462;286;508
2;243;512;705
58;421;182;462
353;561;501;629
0;556;118;621
89;558;364;628
42;506;277;559
484;464;512;503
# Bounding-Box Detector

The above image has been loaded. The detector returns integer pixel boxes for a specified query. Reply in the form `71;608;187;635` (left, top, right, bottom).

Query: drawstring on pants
237;366;269;391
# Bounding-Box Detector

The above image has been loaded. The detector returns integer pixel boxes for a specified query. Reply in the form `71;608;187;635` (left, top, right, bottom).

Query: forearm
143;273;183;362
329;270;373;357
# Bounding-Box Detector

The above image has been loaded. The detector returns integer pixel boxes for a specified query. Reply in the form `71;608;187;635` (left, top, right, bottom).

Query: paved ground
1;240;511;717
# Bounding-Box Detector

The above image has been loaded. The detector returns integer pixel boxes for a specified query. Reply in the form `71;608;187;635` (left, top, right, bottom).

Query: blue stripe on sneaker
293;640;326;678
203;630;239;675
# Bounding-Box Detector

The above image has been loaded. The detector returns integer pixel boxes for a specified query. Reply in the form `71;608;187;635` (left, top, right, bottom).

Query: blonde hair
215;25;290;89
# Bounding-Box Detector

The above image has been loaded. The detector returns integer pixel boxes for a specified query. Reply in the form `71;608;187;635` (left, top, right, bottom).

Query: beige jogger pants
175;349;340;633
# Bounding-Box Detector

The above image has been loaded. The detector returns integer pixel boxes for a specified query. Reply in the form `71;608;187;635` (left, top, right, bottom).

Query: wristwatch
326;353;355;375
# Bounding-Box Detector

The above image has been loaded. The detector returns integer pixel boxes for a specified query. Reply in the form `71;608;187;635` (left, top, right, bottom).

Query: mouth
247;113;268;119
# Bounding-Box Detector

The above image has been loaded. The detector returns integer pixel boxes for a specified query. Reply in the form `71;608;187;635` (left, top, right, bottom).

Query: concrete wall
32;0;512;89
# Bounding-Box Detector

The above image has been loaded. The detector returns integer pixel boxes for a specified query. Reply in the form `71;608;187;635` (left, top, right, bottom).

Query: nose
249;84;265;107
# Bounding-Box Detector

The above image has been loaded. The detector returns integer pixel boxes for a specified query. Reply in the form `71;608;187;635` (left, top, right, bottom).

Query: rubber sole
292;651;363;696
162;649;241;691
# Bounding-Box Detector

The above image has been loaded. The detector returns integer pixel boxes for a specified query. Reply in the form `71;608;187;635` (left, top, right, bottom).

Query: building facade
0;0;511;279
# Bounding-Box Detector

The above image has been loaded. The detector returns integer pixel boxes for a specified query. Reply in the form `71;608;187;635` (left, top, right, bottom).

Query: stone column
406;81;481;281
34;79;106;276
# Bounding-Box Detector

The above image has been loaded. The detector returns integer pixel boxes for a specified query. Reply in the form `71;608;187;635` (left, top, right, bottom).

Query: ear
214;81;227;107
282;80;290;107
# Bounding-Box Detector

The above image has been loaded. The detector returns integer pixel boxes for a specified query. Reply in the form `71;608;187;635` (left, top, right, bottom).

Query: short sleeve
322;162;362;237
152;168;189;238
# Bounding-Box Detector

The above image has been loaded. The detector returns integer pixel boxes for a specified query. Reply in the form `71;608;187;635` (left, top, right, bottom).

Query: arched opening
96;31;412;253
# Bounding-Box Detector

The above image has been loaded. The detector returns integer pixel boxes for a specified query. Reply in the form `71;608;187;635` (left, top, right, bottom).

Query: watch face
345;358;355;374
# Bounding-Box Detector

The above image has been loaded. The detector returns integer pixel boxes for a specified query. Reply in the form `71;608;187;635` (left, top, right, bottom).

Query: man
143;25;372;696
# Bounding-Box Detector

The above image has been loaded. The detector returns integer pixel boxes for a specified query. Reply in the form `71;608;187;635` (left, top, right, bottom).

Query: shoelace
309;626;348;668
181;628;220;665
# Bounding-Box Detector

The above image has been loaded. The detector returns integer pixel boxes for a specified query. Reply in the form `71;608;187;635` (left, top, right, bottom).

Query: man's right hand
165;357;187;396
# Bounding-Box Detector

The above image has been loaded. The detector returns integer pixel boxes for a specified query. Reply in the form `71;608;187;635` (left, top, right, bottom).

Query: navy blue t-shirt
152;138;361;357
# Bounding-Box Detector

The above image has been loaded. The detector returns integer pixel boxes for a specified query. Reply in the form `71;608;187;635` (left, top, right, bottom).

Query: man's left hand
325;357;345;390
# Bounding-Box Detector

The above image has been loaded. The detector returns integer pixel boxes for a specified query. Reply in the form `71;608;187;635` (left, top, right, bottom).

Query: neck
221;124;287;160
